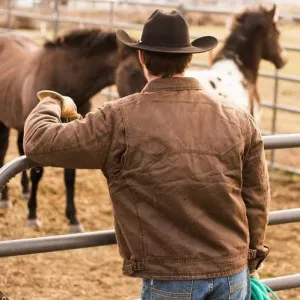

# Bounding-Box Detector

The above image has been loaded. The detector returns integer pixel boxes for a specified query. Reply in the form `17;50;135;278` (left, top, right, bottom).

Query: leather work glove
249;269;260;279
249;262;265;280
37;90;82;121
248;245;269;280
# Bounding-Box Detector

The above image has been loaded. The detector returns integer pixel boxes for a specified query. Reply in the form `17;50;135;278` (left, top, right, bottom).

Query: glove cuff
37;90;66;103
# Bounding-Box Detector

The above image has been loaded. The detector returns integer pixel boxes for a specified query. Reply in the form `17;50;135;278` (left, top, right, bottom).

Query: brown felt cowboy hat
116;9;218;54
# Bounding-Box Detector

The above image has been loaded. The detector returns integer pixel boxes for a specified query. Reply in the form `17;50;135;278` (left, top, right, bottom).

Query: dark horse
0;29;122;232
115;5;287;122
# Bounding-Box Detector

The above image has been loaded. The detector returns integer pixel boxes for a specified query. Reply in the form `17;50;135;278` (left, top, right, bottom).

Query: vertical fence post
270;68;279;165
107;0;115;102
177;4;186;19
53;0;60;39
7;0;13;30
109;0;115;29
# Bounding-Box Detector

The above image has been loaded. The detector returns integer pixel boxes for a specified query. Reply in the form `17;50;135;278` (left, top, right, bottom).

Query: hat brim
116;29;218;54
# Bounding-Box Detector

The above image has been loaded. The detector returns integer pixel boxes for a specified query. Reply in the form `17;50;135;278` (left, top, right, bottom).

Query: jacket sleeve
242;115;271;272
24;97;112;170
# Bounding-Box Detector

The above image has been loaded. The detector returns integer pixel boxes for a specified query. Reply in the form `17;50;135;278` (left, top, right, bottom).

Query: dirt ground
1;17;300;300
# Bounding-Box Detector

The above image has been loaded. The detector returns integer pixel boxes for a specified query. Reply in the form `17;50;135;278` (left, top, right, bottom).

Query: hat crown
140;10;191;48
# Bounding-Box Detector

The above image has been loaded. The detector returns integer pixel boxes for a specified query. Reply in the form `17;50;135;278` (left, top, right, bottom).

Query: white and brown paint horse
0;29;123;232
116;5;287;122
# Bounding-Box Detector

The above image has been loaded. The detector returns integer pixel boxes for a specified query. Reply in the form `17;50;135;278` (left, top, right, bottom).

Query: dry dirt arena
1;20;300;299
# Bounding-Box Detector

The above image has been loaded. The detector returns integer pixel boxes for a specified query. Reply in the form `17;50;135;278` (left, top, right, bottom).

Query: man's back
104;77;267;279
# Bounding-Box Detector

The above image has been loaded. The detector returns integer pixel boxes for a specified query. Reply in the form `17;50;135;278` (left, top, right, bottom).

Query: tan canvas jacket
24;77;270;280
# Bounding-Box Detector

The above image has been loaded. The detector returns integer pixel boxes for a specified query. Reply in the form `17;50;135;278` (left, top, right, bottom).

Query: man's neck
146;72;185;82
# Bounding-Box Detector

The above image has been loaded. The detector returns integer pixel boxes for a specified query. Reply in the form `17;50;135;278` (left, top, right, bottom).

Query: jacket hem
122;250;248;280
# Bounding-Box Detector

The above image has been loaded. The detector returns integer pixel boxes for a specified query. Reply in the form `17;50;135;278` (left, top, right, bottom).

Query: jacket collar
142;77;202;93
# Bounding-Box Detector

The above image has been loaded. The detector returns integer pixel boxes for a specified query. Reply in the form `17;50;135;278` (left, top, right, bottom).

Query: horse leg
26;167;43;227
17;131;30;200
0;121;11;208
64;168;84;233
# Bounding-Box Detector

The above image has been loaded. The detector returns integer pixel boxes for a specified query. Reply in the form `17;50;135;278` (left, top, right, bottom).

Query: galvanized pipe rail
263;134;300;150
0;207;299;258
1;133;300;190
0;156;39;188
262;274;300;291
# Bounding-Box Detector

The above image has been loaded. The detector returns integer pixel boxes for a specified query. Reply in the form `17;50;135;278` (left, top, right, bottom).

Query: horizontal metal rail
268;208;300;226
11;0;300;22
262;102;300;114
0;208;298;257
69;0;179;8
27;0;300;23
262;274;300;291
0;9;144;30
263;134;300;150
1;7;300;53
0;156;40;191
270;162;300;176
184;5;300;22
0;230;116;257
1;134;300;189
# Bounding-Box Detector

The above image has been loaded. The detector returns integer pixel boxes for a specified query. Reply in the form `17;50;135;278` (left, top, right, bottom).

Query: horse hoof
26;218;42;228
22;192;30;201
0;200;13;209
69;223;85;233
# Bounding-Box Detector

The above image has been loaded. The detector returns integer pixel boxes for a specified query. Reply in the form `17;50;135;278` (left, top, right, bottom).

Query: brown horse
115;5;287;121
0;29;121;232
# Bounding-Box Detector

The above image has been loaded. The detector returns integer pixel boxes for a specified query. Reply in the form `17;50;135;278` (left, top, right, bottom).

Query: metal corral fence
1;0;300;173
1;133;300;293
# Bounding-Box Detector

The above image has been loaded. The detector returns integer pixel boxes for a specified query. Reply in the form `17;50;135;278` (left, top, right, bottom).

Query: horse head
116;40;147;98
224;4;287;74
260;5;287;69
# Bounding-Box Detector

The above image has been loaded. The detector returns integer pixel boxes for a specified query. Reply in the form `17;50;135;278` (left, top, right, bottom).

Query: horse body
186;59;251;116
0;29;120;231
0;36;36;130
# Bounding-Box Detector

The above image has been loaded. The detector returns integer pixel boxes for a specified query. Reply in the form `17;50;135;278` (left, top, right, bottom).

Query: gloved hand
37;90;82;121
249;269;260;279
249;262;264;279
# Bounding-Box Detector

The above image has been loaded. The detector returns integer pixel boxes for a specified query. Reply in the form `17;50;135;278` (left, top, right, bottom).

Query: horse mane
230;5;271;33
213;5;272;63
44;28;117;55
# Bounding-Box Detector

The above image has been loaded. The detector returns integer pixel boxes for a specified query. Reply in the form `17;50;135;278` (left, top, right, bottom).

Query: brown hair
140;50;192;77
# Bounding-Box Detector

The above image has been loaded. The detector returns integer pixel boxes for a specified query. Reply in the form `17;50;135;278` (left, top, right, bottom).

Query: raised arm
24;97;112;170
242;115;271;274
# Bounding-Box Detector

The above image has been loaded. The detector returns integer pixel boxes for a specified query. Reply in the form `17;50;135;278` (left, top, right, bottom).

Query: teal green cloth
251;278;280;300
